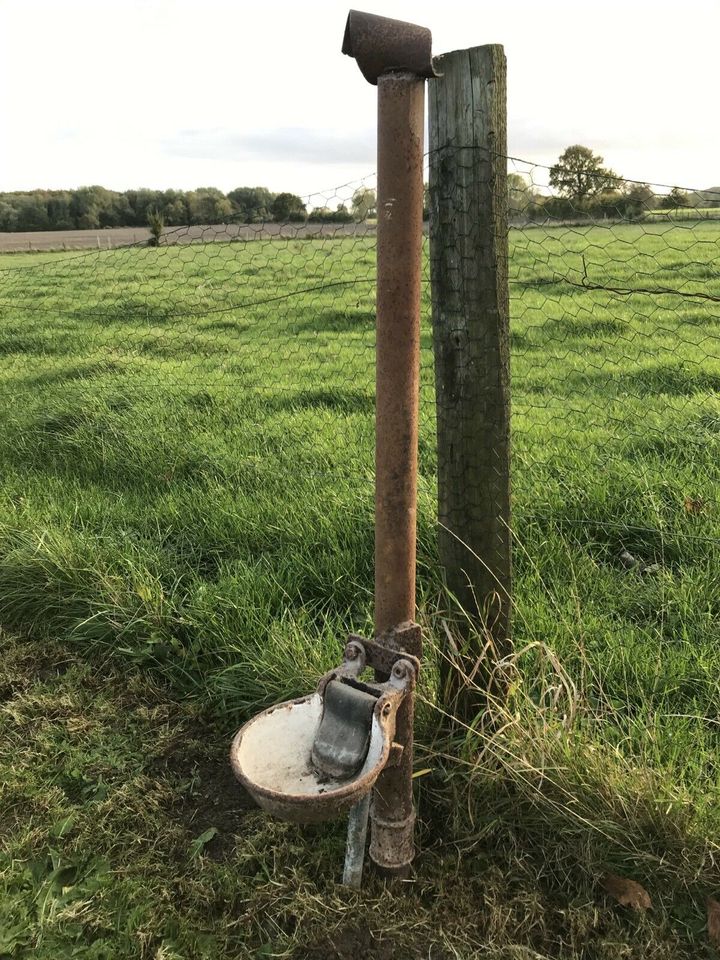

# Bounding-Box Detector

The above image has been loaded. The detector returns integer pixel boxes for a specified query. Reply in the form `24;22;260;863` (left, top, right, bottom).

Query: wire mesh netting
505;156;720;567
0;153;718;709
0;176;386;499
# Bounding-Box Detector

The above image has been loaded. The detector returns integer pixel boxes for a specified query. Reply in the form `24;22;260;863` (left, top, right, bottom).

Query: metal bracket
346;622;422;678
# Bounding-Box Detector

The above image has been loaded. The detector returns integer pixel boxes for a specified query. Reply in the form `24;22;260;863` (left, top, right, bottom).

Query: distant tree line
0;184;376;233
509;145;718;222
4;152;711;233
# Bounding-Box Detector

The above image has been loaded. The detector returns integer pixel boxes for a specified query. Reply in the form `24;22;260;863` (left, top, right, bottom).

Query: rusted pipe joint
342;9;437;84
369;809;416;871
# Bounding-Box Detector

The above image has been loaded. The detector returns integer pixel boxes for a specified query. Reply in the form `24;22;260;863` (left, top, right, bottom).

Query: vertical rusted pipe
370;70;425;876
373;75;424;636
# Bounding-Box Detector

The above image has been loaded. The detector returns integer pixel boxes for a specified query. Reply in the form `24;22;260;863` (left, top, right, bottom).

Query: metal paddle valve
312;680;378;780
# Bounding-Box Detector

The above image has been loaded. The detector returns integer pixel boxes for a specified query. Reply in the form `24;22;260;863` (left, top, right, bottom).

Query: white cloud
0;0;718;194
163;127;376;165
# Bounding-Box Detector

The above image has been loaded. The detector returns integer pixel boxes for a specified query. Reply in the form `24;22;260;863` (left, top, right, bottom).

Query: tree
621;182;656;218
0;201;19;231
660;186;690;209
549;145;619;206
161;190;189;226
125;189;164;226
46;192;73;230
69;186;112;229
101;191;133;227
507;172;540;218
13;194;50;231
186;188;232;224
308;206;332;222
334;203;352;222
228;186;275;223
0;183;318;232
270;192;306;222
351;187;377;221
147;208;164;247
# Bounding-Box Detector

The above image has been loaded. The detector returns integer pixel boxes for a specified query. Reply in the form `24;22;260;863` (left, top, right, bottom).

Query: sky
1;0;718;200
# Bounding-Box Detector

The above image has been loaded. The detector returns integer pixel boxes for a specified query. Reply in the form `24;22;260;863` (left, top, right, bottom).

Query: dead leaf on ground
684;495;707;515
601;872;652;911
707;897;720;948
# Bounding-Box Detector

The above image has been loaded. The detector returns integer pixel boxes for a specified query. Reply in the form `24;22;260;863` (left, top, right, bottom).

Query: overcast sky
1;0;718;199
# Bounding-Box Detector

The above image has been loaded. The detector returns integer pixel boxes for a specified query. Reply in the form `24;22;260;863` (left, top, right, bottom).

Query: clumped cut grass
0;220;719;956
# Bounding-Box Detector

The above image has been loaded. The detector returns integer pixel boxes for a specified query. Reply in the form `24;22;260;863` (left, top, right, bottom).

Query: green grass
0;220;719;957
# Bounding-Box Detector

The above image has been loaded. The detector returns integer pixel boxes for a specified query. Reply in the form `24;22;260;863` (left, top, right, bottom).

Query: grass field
646;207;720;221
1;220;719;958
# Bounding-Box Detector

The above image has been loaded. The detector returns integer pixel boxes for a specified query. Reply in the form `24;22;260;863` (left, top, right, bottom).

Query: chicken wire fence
0;176;384;510
0;152;718;591
504;155;720;579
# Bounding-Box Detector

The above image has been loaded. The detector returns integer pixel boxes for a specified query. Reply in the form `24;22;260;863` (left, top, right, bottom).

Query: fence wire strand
0;152;718;567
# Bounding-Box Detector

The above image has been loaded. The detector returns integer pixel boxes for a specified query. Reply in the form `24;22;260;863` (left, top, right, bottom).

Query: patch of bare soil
153;724;254;860
298;925;452;960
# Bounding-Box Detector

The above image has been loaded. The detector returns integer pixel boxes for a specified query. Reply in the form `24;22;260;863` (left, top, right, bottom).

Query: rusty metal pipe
343;7;432;879
369;71;425;877
373;71;425;640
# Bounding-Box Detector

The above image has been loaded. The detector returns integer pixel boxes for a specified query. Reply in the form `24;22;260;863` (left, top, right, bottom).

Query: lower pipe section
369;808;416;873
342;793;371;888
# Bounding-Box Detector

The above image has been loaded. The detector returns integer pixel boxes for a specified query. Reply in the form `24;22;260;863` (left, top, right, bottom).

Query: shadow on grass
267;388;374;415
287;307;375;336
20;360;126;387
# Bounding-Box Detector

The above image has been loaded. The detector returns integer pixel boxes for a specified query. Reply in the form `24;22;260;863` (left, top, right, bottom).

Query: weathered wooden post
428;46;512;718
